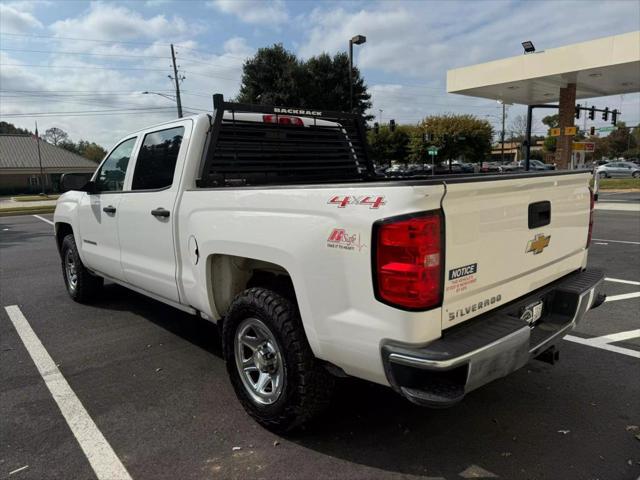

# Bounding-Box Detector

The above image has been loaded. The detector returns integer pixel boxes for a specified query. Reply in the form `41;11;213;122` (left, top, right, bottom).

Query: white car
53;95;605;430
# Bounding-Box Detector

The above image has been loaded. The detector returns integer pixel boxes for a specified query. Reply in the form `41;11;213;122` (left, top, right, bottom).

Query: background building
0;135;97;194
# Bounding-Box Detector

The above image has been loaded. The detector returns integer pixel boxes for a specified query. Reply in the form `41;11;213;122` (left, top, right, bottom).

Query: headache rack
196;94;374;188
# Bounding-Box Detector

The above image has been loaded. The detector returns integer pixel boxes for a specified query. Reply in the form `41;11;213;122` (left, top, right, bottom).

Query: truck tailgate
441;172;591;328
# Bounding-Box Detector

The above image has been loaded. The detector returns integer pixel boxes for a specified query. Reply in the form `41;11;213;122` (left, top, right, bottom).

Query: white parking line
3;305;132;480
565;329;640;359
593;238;640;245
605;277;640;286
32;215;54;226
605;292;640;302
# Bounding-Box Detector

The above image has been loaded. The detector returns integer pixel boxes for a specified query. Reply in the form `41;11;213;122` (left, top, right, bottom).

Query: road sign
572;142;596;152
564;126;577;136
427;146;438;155
549;128;561;137
597;126;617;133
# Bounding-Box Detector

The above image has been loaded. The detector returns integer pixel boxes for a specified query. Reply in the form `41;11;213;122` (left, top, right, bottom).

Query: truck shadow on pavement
90;283;635;480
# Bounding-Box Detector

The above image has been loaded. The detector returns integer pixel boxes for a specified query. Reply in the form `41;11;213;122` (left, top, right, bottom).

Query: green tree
367;125;411;164
0;121;33;135
301;52;371;117
237;44;302;106
236;44;371;116
542;114;560;152
412;114;493;164
76;140;107;163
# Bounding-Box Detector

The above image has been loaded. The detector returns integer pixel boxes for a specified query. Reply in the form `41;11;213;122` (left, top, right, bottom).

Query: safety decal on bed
446;263;478;294
327;195;386;209
327;228;367;252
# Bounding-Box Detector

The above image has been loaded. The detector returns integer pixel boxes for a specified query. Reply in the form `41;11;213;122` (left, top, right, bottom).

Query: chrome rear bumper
381;269;605;407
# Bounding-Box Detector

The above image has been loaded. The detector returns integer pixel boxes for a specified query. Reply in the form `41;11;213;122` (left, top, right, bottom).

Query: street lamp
349;34;366;112
522;40;535;54
141;91;180;117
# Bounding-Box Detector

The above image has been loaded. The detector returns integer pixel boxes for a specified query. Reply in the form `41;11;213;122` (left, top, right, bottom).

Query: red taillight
374;211;442;310
587;187;595;247
262;114;304;126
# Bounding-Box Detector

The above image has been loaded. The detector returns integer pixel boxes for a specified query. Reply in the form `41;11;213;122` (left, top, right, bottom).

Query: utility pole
169;44;183;118
500;102;506;163
35;122;45;194
378;109;383;125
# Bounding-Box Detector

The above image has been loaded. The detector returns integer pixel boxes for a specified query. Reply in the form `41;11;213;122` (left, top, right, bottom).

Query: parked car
480;161;503;173
384;163;433;177
517;160;555;171
597;161;640;178
54;95;604;431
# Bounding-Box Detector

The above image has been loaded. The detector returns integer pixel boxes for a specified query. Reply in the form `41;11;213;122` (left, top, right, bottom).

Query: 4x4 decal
328;195;386;209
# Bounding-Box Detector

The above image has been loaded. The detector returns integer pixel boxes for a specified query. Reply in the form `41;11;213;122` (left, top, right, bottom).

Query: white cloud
0;3;43;33
208;0;288;25
49;2;194;41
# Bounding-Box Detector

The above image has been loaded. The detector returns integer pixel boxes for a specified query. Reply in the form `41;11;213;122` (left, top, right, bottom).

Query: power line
0;47;172;60
1;63;240;81
0;32;247;60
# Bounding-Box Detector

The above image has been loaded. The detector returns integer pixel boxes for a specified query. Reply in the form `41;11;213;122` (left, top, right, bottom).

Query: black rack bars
196;94;374;188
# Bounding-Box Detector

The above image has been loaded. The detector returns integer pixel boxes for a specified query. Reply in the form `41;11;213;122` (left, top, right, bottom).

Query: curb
0;206;55;217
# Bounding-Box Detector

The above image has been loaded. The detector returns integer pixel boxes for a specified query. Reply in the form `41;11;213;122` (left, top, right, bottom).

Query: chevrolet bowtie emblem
526;233;551;255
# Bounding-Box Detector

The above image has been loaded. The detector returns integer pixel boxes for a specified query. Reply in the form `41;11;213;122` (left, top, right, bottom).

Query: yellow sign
549;128;561;137
564;126;577;136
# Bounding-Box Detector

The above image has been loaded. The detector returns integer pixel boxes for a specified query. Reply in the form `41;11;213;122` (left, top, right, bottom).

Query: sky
1;0;639;148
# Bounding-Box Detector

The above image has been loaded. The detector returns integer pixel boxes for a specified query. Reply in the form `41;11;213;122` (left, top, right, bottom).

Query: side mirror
60;173;94;193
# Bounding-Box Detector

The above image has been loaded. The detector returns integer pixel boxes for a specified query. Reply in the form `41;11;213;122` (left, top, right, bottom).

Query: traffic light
588;106;595;120
373;122;379;134
575;104;581;119
389;119;396;132
589;126;595;136
602;107;609;121
611;109;618;126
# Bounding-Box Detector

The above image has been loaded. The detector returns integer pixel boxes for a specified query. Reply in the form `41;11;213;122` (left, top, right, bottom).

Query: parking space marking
565;330;640;359
593;238;640;245
32;215;54;226
605;277;640;286
3;305;132;480
605;292;640;302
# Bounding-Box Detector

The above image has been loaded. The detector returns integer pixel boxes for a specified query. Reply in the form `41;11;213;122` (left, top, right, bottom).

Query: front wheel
598;172;608;179
633;171;639;178
222;288;334;431
60;234;103;303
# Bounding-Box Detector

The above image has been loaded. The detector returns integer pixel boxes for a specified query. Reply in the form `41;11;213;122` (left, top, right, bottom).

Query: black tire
633;171;639;178
222;287;334;432
598;172;608;179
60;234;103;303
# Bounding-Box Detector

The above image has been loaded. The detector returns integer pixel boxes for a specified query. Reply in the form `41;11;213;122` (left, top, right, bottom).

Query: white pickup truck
54;95;605;431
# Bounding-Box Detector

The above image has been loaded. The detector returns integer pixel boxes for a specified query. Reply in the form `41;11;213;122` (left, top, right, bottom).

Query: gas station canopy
446;31;640;105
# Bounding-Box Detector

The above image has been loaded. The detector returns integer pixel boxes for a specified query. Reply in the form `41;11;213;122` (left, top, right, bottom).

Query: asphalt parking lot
1;204;639;480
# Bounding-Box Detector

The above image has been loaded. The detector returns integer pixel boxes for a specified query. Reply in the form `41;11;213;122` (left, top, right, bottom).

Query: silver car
597;161;640;178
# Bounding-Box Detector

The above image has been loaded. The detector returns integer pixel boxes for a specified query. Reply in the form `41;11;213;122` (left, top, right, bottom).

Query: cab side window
131;126;185;190
94;137;137;192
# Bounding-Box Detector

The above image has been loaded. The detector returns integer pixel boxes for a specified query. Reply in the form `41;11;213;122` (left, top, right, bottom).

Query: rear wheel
633;171;639;178
222;287;334;431
598;172;608;179
60;234;103;303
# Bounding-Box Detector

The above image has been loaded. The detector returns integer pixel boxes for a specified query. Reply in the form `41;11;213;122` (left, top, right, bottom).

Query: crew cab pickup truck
54;95;605;431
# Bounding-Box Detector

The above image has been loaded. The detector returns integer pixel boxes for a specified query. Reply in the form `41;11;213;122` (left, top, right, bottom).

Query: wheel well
55;223;73;253
209;254;294;319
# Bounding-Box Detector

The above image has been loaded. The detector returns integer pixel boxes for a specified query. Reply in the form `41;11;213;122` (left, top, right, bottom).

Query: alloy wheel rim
234;317;284;405
65;249;78;292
